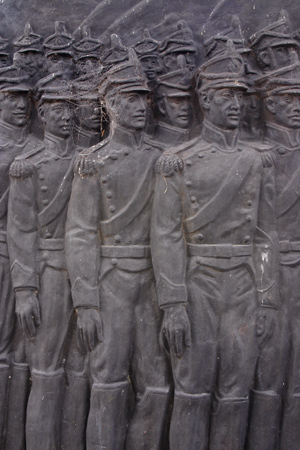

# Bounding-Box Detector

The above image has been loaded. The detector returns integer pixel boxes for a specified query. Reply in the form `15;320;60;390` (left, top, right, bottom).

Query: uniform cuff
156;274;187;308
72;278;100;309
11;260;39;290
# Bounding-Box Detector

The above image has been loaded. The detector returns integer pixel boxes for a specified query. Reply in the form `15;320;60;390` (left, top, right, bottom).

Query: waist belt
0;230;7;243
100;245;151;259
279;240;300;253
38;238;65;251
187;243;253;259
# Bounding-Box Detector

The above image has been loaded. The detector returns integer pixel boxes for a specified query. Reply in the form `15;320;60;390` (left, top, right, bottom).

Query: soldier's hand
15;290;41;339
161;304;191;359
76;307;103;353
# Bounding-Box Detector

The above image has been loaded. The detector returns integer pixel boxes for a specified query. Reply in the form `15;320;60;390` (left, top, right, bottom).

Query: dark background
1;0;299;65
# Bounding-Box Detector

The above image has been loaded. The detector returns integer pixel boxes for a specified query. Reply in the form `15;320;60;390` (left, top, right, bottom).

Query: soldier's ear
163;55;171;69
265;96;276;114
157;98;167;116
257;49;271;69
38;104;46;124
200;92;211;111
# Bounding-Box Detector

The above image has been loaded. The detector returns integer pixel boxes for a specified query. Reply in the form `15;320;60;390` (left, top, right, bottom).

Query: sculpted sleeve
8;159;39;290
65;153;101;309
254;152;279;309
151;154;187;308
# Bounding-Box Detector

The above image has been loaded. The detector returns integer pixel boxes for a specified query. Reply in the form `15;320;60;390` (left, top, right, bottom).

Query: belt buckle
216;244;232;258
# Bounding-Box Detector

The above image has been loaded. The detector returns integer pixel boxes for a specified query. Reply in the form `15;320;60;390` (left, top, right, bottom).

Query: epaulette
261;152;274;168
155;152;184;177
74;138;110;177
9;158;34;179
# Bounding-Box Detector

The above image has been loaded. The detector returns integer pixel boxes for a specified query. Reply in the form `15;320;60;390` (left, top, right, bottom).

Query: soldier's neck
155;120;189;144
44;131;73;157
111;125;144;148
0;119;28;144
201;119;239;150
265;121;300;148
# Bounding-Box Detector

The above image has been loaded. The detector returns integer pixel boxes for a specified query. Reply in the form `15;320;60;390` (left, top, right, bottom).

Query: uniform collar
74;124;101;148
154;121;189;145
111;125;144;149
44;131;74;158
265;121;300;149
201;119;239;150
0;119;28;144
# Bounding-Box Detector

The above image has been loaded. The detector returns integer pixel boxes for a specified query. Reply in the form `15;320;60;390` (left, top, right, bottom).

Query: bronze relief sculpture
0;3;300;449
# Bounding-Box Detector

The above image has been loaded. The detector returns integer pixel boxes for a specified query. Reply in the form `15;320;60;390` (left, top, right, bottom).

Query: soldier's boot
26;369;64;450
280;394;300;450
125;386;171;450
246;390;281;450
86;380;129;450
169;391;211;450
0;364;9;447
60;372;89;450
5;363;30;450
209;396;249;450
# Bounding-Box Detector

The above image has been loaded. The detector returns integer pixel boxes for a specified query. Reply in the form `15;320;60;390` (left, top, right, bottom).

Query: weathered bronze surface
0;1;300;449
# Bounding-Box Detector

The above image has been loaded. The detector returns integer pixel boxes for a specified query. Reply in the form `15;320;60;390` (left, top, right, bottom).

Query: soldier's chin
132;118;146;129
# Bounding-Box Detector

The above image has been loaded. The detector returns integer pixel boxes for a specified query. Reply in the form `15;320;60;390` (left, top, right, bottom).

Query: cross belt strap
279;240;300;253
187;243;253;259
38;238;64;251
100;245;151;259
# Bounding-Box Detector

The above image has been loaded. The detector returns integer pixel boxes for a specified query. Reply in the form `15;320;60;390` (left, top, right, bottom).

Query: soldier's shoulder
9;144;45;179
155;151;184;177
74;138;110;177
143;135;164;153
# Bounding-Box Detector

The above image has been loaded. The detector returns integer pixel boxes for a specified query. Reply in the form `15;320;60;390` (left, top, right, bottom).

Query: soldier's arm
254;153;279;337
8;159;41;338
65;152;103;352
151;153;191;358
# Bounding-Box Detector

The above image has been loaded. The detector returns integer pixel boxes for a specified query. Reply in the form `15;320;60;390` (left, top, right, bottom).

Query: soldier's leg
87;264;136;450
280;263;300;450
169;261;220;450
126;269;171;450
25;265;73;450
210;265;257;450
60;312;89;450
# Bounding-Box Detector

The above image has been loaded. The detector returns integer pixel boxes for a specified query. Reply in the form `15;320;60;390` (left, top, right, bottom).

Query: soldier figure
134;29;162;81
44;21;75;79
0;35;10;69
13;23;44;85
160;20;197;74
152;55;193;147
257;57;300;450
0;71;39;450
7;74;80;450
151;41;277;450
73;25;102;77
66;51;170;450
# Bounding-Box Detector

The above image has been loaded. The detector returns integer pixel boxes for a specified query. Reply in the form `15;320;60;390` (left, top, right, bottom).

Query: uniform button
43;199;49;206
110;153;118;160
246;216;251;222
278;147;286;155
247;200;252;206
124;149;130;156
197;233;204;241
9;144;13;149
186;160;192;167
244;236;251;243
109;205;115;213
186;181;192;187
106;191;113;199
45;232;52;238
39;174;45;180
198;153;204;158
99;161;105;167
111;259;118;266
238;148;242;152
41;186;48;192
196;257;201;264
102;176;107;183
190;196;196;203
211;149;216;153
114;235;121;244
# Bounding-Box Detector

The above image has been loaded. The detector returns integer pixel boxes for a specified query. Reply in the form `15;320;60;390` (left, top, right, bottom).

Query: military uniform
152;116;277;450
66;125;170;450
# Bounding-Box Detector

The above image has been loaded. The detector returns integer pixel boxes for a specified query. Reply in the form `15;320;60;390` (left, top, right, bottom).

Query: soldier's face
269;94;300;129
0;54;8;68
47;53;74;78
15;51;41;77
205;88;243;130
0;91;30;127
117;92;147;130
76;100;101;131
42;100;72;138
141;57;160;80
76;57;100;76
164;96;192;129
271;45;296;68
